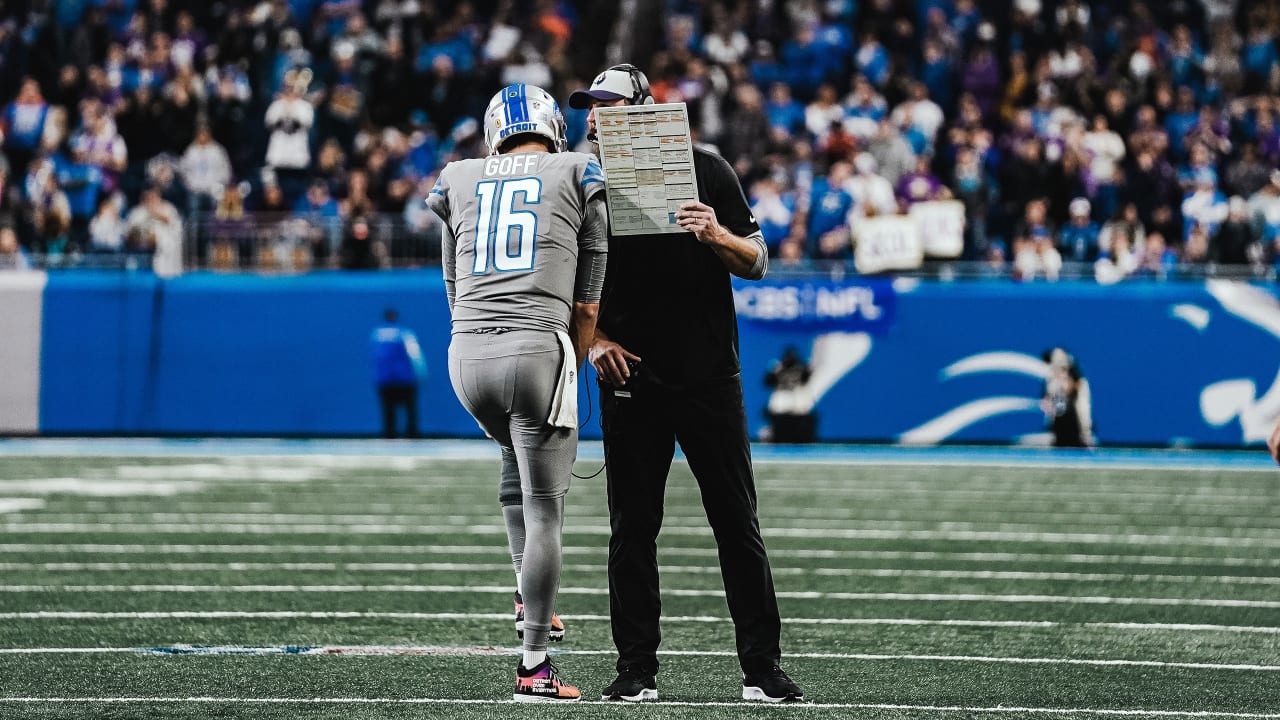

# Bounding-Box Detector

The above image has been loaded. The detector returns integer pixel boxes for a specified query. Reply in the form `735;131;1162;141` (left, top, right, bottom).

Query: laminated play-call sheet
594;103;699;236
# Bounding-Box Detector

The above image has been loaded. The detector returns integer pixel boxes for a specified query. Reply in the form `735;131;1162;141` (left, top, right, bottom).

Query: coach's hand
676;201;728;245
589;338;642;387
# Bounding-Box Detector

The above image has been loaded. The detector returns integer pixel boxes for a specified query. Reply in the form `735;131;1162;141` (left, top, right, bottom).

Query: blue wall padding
37;271;1279;447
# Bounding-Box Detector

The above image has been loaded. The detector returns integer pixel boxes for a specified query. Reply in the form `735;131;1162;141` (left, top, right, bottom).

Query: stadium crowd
1;0;1279;280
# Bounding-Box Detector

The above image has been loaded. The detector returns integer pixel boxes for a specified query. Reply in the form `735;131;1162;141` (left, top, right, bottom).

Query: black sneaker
742;665;804;703
601;665;658;702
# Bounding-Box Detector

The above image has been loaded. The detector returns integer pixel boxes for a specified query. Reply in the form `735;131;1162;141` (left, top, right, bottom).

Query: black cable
572;373;606;480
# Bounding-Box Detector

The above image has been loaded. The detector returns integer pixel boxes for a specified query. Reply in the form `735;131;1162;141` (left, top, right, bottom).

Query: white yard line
0;645;1277;672
0;696;1276;717
1;544;1274;567
3;610;1278;635
5;522;1280;548
3;561;1277;586
25;512;1280;534
77;500;1275;519
3;584;1279;607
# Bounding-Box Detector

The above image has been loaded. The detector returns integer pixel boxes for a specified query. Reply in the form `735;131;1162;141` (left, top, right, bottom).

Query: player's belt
464;327;519;334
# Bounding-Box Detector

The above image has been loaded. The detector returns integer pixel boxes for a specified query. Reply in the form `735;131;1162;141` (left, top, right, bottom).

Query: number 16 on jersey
473;178;542;274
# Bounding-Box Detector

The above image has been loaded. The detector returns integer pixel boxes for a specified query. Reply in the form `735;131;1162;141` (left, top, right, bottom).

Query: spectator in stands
980;239;1008;278
295;178;341;262
1015;226;1063;282
723;83;770;180
402;174;444;261
87;195;126;254
1224;142;1272;198
749;177;796;257
854;31;890;89
57;141;106;252
3;0;1279;276
1183;223;1211;265
317;41;365;154
264;68;315;206
847;152;897;220
146;156;191;220
895;153;950;210
125;185;182;277
841;75;885;142
1094;224;1139;285
1099;203;1146;258
180;124;232;215
961;35;1000;119
1018;223;1063;281
1248;172;1280;257
77;103;129;194
804;160;854;262
339;214;382;270
1182;168;1229;243
867;117;914;186
29;164;72;257
763;82;805;137
890;81;944;154
1137;232;1178;279
1083;114;1125;221
0;225;30;270
207;65;254;176
1211;197;1261;267
1;78;57;180
950;146;994;257
210;184;255;267
803;83;843;143
1059;197;1101;262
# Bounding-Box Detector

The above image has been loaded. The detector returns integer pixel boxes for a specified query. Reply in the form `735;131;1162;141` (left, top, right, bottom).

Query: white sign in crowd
853;200;965;274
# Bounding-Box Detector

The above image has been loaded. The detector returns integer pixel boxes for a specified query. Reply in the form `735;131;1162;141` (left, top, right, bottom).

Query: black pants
378;384;418;438
600;373;781;675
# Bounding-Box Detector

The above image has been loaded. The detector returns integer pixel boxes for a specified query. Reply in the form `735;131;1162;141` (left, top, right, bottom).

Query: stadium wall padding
32;270;1280;447
0;272;47;433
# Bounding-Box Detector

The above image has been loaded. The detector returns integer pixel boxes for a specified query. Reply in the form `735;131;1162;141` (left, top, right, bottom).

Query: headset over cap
568;64;654;109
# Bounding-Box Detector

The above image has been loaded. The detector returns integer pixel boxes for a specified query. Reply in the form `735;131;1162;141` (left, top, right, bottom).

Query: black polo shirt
597;146;761;387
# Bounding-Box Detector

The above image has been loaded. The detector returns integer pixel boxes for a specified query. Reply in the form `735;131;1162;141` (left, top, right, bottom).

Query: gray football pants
448;329;575;653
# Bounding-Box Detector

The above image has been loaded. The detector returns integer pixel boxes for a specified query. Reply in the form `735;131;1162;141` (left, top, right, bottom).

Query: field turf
0;442;1277;719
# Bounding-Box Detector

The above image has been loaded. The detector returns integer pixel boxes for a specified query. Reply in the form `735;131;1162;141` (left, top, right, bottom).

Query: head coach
569;64;804;704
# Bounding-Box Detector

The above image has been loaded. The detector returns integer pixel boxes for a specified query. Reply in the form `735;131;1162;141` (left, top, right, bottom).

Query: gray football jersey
428;151;606;334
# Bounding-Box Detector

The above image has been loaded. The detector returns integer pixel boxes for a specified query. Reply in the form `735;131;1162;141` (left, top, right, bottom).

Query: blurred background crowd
1;0;1278;280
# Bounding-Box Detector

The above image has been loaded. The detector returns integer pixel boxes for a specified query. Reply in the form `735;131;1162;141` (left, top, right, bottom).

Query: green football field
1;444;1278;719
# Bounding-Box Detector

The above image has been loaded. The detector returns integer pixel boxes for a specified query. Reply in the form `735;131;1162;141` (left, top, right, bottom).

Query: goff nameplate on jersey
594;103;700;236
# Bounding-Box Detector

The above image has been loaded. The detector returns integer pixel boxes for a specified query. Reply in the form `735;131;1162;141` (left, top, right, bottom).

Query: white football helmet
483;84;568;154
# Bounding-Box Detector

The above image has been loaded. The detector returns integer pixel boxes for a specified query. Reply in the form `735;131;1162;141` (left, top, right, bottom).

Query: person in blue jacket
369;308;425;438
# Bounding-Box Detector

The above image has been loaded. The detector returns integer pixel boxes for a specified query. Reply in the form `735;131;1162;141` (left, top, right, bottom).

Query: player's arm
570;195;608;367
675;154;767;280
440;224;457;312
425;171;456;312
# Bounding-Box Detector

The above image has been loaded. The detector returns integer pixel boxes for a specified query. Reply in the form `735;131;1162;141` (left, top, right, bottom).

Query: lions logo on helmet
483;84;568;155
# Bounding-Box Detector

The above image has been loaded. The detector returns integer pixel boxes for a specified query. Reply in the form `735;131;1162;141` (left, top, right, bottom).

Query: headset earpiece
608;63;653;105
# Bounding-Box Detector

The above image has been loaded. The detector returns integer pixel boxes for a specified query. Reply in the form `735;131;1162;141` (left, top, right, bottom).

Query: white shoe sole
743;686;803;702
602;688;658;702
512;693;580;703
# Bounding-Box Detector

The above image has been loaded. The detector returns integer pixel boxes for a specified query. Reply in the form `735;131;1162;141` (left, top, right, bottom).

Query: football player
427;84;607;702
